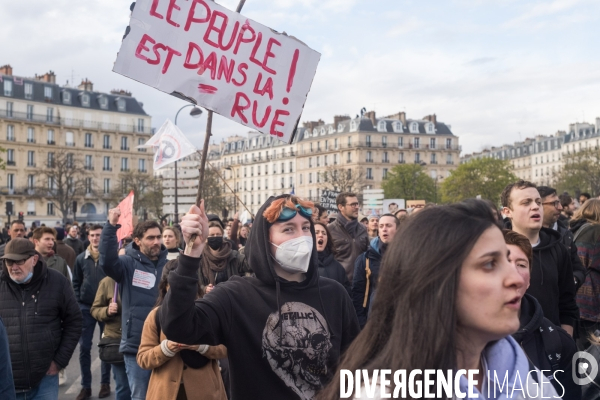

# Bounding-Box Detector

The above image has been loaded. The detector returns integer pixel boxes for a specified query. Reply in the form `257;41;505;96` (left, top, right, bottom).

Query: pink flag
116;191;135;242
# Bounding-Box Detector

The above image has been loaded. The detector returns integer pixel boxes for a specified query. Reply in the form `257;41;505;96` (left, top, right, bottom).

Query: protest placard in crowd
114;0;321;144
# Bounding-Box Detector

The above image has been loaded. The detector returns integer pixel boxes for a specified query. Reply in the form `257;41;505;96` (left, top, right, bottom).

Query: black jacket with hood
0;255;82;391
160;195;360;400
512;294;580;400
505;220;579;327
317;249;351;297
556;218;586;291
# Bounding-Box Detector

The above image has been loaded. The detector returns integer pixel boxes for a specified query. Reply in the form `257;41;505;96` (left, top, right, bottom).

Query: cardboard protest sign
117;191;135;242
114;0;321;144
320;189;340;213
152;119;198;170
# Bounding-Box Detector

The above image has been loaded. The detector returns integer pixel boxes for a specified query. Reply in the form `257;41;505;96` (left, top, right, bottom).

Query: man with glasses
328;192;369;281
501;181;578;336
0;238;81;400
537;186;586;291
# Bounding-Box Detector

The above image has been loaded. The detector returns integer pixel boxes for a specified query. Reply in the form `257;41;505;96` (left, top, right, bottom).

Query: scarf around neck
87;244;100;263
201;240;232;285
336;212;360;236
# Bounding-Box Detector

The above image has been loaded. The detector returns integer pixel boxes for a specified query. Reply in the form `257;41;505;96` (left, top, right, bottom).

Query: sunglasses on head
278;204;313;222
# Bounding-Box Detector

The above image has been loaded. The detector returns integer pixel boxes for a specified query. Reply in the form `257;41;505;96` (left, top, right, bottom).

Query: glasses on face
346;202;360;208
278;204;313;222
542;200;561;209
5;259;26;267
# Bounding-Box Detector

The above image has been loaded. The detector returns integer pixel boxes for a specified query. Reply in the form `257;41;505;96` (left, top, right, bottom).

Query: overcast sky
2;0;600;154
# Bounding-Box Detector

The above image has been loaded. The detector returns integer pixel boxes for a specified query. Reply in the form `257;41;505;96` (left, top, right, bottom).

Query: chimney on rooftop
423;114;437;124
78;78;93;92
0;65;13;76
333;115;351;127
364;111;377;127
110;89;132;97
35;71;56;84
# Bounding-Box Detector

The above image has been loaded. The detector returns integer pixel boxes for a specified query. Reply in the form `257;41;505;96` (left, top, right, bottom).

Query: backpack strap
573;223;593;243
363;257;371;308
538;320;563;373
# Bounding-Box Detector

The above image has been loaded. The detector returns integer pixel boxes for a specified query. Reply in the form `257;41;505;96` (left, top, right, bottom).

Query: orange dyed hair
263;196;315;224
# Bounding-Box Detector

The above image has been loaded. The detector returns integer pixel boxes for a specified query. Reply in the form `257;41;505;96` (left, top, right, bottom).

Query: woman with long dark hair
137;260;227;400
314;222;351;295
162;227;182;260
319;200;556;399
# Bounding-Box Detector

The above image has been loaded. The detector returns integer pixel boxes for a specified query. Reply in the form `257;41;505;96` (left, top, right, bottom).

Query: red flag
116;191;135;242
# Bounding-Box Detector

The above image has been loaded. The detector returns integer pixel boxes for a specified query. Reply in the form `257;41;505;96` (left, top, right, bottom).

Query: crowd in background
0;184;598;399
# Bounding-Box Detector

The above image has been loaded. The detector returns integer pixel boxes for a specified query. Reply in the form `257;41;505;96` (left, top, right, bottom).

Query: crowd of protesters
0;183;599;399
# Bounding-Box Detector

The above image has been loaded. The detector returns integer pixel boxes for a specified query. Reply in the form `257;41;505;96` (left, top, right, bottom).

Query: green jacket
90;277;122;340
44;255;71;283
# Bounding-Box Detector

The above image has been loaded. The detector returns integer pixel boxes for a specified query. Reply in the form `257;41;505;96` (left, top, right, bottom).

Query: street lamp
173;104;203;223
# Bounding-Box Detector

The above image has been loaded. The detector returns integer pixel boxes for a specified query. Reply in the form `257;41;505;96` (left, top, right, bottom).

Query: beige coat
137;308;227;400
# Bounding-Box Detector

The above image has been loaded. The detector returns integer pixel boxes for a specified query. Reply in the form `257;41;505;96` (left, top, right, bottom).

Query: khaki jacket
90;277;122;339
137;308;227;400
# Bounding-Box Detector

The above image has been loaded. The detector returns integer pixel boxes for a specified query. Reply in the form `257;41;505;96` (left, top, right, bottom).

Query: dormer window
98;96;108;110
3;80;13;97
116;98;126;112
62;90;71;105
394;122;403;132
328;126;335;134
312;128;318;137
81;93;90;107
320;127;326;136
350;120;358;131
410;122;419;133
426;123;435;134
24;83;33;99
337;124;344;133
378;120;386;132
44;86;53;100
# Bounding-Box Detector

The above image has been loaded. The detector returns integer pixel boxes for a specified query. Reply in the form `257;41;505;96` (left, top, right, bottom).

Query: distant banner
320;190;339;213
117;191;135;242
152;119;197;170
113;0;321;144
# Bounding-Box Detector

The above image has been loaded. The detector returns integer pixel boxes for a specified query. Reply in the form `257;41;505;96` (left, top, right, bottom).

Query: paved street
59;334;117;400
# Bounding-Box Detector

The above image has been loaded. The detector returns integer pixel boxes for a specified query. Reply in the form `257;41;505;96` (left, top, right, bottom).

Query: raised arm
159;203;227;346
99;208;126;283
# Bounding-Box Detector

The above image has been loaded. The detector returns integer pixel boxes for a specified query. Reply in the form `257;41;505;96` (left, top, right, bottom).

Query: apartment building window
121;158;129;171
265;179;268;190
47;129;55;144
316;157;320;167
251;166;254;176
280;177;285;189
139;159;146;172
27;127;35;143
46;107;54;122
382;136;387;148
7;150;14;165
3;80;12;96
446;138;452;149
289;162;293;172
103;156;111;171
121;136;129;150
289;177;293;188
431;153;437;164
85;178;92;194
85;133;93;147
324;155;328;166
334;138;338;150
47;177;56;191
299;174;303;184
272;164;276;174
6;174;14;191
446;154;453;164
103;135;111;149
26;105;33;120
6;102;13;117
383;152;389;163
251;181;254;191
47;203;55;216
398;137;404;148
24;83;33;99
66;153;74;168
27;151;35;167
334;154;338;165
415;153;421;163
310;143;313;153
399;152;404;163
257;180;261;190
137;138;146;152
66;131;74;146
414;137;420;149
104;179;111;194
430;138;436;149
137;118;145;133
383;168;388;179
280;163;284;173
366;135;372;147
244;182;247;191
27;175;34;189
366;151;373;162
309;189;312;199
348;136;351;147
316;173;320;183
6;125;14;141
44;86;53;99
308;158;312;168
47;152;55;168
366;168;373;180
309;173;313;183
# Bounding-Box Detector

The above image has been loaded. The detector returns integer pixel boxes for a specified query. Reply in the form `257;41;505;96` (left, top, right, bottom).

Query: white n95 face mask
270;236;313;274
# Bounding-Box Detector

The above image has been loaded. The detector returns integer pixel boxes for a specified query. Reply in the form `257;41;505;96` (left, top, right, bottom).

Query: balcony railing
0;109;153;134
27;138;36;143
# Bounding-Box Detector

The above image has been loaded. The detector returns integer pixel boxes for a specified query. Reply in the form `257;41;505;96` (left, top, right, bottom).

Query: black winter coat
512;294;580;400
73;249;106;307
556;219;586;291
317;249;352;297
0;256;82;391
